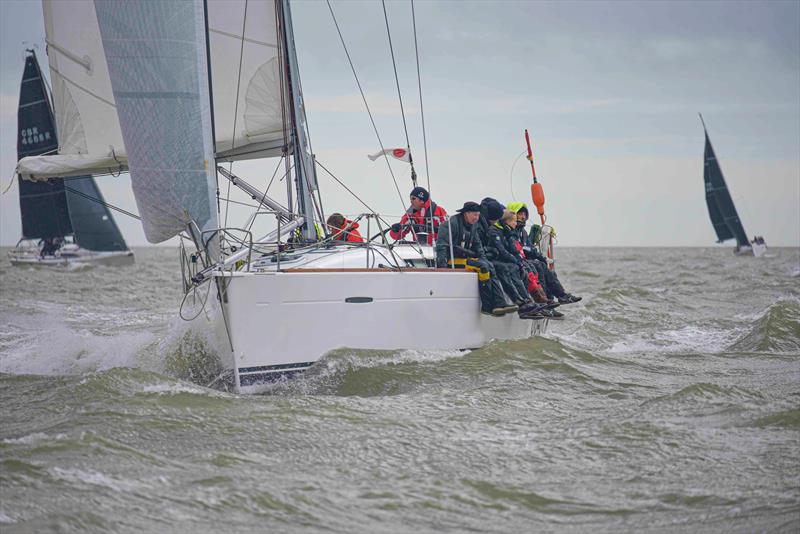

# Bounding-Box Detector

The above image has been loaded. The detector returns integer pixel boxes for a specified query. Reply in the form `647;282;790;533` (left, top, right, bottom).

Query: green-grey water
1;247;799;533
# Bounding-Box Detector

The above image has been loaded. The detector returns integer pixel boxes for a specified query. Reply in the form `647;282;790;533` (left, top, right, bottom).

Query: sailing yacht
17;0;549;392
9;50;133;267
701;115;767;257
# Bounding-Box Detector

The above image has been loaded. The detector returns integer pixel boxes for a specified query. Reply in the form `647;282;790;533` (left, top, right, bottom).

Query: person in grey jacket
436;202;516;316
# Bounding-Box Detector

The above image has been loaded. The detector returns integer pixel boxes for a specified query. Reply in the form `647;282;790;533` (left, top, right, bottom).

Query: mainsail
702;123;749;247
16;51;72;240
16;0;128;180
207;0;292;161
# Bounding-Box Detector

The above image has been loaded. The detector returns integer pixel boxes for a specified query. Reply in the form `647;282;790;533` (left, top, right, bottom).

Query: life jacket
390;199;447;244
292;223;323;243
333;219;364;243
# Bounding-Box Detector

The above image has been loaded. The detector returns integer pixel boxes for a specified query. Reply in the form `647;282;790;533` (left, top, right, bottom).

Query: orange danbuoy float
524;129;554;269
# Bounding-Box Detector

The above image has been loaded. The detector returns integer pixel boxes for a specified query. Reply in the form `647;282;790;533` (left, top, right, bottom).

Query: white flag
367;147;411;163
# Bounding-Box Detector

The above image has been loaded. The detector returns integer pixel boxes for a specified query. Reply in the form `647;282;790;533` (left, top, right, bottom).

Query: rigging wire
62;185;141;221
223;0;249;230
381;0;413;168
2;173;16;194
508;150;526;202
325;0;407;212
315;159;390;227
410;0;430;192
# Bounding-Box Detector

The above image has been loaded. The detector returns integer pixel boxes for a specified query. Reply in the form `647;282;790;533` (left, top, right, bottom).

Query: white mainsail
17;0;127;179
94;0;218;244
208;0;292;162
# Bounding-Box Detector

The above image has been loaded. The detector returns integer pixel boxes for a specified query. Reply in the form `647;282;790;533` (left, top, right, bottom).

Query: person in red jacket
326;213;364;243
389;187;447;245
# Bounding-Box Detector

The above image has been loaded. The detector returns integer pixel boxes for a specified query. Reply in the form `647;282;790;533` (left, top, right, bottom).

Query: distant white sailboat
700;114;767;258
10;50;133;267
18;0;549;392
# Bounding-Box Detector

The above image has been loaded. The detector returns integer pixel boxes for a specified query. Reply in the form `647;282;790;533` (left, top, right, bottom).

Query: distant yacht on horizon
9;50;133;267
700;114;766;258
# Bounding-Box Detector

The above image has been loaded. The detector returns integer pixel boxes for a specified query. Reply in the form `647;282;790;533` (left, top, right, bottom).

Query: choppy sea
1;246;798;533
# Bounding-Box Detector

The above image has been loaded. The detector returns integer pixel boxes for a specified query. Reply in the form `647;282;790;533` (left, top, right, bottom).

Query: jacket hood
480;197;505;221
507;201;529;215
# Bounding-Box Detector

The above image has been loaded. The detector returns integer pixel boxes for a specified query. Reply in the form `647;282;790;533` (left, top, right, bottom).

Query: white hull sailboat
18;0;548;392
9;238;134;267
209;244;546;390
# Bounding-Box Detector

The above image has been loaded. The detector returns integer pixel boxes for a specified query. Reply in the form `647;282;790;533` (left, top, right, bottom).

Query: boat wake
0;309;157;376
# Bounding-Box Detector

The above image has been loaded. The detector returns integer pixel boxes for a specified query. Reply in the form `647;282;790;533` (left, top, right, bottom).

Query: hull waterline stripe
238;361;315;374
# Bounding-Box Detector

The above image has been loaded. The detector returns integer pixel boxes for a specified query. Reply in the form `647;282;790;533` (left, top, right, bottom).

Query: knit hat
410;186;429;202
456;201;481;213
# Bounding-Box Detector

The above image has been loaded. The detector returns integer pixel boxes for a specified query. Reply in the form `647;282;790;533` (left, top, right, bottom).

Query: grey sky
1;0;798;247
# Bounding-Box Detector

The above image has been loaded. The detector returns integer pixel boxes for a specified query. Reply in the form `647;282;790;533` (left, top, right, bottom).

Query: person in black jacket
477;198;556;318
510;203;581;304
486;214;534;306
435;202;517;316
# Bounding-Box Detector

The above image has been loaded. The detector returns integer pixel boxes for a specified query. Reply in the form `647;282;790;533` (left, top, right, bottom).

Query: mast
280;0;319;240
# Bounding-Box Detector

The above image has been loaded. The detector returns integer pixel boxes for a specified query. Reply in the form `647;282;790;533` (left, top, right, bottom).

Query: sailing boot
488;277;515;316
478;279;499;316
539;308;565;320
558;293;583;304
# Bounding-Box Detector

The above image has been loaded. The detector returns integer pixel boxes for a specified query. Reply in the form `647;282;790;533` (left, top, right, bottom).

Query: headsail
94;0;218;244
65;177;129;252
702;120;749;247
16;51;73;240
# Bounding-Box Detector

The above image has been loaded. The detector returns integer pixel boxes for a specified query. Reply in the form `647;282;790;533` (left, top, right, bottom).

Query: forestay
94;0;218;244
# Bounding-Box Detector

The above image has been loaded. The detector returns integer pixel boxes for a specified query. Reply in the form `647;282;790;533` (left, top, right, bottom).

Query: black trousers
450;258;507;312
491;261;529;303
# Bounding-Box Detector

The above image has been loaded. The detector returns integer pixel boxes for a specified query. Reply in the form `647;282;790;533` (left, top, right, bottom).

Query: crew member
326;213;364;243
435;202;516;316
508;202;581;304
389;186;447;245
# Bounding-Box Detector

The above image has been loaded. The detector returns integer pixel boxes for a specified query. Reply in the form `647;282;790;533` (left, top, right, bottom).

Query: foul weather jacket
332;219;364;243
389;199;447;245
435;214;486;267
486;223;524;265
